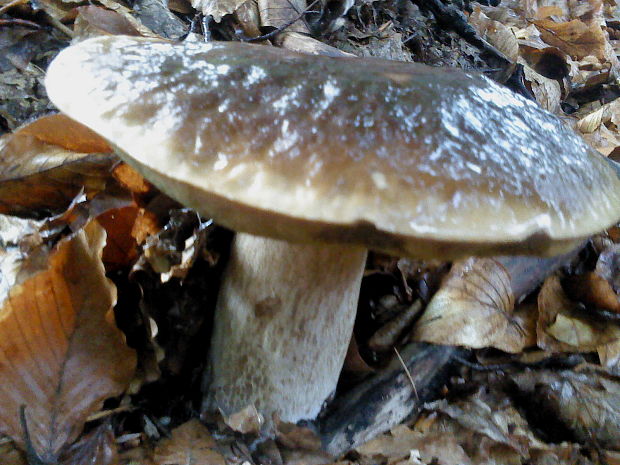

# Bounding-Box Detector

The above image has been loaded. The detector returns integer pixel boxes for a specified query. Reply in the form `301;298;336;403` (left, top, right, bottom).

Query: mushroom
45;36;620;430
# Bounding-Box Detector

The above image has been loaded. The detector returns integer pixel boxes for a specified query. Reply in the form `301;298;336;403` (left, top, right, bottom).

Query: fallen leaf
153;419;226;465
0;441;27;465
190;0;247;21
512;369;620;450
469;7;520;62
537;275;620;353
355;424;472;465
0;115;117;216
0;221;136;462
411;258;527;353
533;18;607;60
521;62;562;113
60;421;118;465
224;405;264;435
73;5;142;39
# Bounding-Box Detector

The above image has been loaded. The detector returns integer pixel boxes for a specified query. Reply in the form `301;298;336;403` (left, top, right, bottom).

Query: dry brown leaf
0;441;27;465
74;5;142;39
564;272;620;313
224;405;264;434
97;205;160;270
60;421;119;465
95;0;159;37
411;258;527;353
533;18;607;60
258;0;309;33
190;0;247;21
153;419;226;465
576;98;620;133
521;62;562;113
537;275;620;353
469;7;520;62
355;424;472;465
0;115;117;216
0;221;136;462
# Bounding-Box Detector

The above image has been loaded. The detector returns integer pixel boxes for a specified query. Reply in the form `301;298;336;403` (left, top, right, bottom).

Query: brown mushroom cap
45;36;620;259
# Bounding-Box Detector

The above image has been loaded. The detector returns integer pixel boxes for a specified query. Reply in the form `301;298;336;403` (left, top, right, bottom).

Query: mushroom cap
45;36;620;259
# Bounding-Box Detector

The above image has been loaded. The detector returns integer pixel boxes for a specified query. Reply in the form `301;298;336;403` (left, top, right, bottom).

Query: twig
45;13;73;38
394;347;419;401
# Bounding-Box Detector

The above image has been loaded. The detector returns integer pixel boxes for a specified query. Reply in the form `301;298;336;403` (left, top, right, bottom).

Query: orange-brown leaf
0;115;117;216
0;221;136;462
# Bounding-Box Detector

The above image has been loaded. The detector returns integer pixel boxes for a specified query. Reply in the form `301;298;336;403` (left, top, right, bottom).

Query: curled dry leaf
411;258;528;353
0;114;117;216
153;419;226;465
537;275;620;353
521;62;562;113
512;369;620;450
0;221;136;462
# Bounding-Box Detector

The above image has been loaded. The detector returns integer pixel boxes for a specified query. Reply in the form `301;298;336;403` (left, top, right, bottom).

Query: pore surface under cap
45;36;620;258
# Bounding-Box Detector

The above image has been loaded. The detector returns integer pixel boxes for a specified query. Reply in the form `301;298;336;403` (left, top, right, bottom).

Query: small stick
394;347;419;401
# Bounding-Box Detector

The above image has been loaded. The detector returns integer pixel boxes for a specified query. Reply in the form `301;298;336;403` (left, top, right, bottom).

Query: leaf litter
1;0;620;464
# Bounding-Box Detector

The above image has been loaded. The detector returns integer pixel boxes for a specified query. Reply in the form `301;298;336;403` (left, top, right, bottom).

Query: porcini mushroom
45;36;620;429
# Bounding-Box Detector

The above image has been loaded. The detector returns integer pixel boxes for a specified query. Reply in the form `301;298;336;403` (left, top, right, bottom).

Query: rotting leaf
512;369;620;450
153;419;226;465
411;258;527;353
0;221;136;462
0;114;117;216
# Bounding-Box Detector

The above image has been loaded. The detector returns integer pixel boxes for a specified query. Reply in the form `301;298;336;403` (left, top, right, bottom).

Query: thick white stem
204;233;367;428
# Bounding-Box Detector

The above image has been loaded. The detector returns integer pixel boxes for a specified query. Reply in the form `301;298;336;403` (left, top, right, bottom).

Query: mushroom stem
204;233;367;428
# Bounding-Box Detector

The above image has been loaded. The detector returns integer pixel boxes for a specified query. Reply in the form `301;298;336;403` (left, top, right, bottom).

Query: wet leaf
0;221;136;462
153;419;226;465
411;258;527;353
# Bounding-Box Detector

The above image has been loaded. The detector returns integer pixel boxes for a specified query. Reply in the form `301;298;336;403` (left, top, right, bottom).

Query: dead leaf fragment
224;405;264;434
411;258;526;353
153;419;226;465
0;221;136;462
